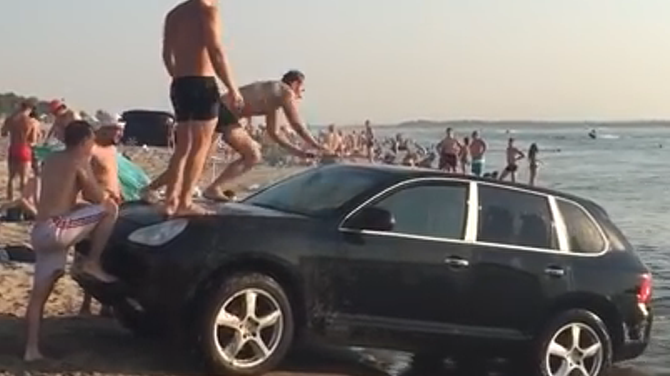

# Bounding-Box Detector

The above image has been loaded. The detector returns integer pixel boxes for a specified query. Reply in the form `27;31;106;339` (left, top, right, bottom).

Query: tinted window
557;200;606;253
244;166;389;217
477;185;557;249
371;183;468;239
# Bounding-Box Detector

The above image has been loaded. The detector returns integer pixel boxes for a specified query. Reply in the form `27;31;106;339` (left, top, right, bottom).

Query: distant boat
588;129;597;139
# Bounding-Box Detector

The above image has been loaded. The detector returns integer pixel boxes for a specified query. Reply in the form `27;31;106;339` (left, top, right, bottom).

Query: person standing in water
2;101;39;201
459;136;470;174
469;131;487;176
160;0;243;215
528;143;540;186
437;128;461;172
364;120;375;162
499;137;525;183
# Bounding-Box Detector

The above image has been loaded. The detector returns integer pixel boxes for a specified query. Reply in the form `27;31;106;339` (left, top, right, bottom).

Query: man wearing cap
78;112;124;316
46;100;80;143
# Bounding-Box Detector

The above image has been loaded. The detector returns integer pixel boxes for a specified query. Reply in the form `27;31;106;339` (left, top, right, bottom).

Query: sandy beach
0;142;387;376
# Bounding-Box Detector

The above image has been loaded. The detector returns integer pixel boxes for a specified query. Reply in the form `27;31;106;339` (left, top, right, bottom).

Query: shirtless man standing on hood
159;0;243;215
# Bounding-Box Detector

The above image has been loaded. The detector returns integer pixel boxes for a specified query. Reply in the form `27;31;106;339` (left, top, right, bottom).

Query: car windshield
244;166;390;217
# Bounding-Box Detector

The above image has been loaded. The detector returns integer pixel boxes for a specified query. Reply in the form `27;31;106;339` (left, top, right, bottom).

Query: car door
333;179;476;334
465;183;571;335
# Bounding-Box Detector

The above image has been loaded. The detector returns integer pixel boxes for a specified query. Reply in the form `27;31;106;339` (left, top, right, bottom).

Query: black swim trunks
170;77;220;122
439;153;458;170
215;101;240;133
505;164;518;173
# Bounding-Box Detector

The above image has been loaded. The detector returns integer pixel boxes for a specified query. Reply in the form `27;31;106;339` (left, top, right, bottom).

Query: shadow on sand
0;314;654;376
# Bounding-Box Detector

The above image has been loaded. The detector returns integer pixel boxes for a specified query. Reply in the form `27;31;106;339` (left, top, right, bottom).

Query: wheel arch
537;293;624;353
184;254;308;334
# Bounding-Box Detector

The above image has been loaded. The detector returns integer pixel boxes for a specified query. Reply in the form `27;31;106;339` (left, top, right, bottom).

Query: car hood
119;201;306;227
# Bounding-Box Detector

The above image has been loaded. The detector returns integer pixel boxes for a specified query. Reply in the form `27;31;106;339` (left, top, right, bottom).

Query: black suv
75;164;653;376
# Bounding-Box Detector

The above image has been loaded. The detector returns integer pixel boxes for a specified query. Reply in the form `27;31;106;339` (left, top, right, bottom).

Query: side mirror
346;207;395;232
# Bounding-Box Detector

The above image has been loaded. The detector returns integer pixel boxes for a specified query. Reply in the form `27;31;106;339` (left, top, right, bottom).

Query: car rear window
556;199;607;254
244;166;391;217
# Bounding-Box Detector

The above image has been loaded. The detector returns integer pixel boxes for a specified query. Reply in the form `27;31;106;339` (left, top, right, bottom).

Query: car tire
533;309;613;376
113;301;164;338
198;273;295;375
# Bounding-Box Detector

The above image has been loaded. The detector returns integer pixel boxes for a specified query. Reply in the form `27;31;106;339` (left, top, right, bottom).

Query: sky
2;0;670;125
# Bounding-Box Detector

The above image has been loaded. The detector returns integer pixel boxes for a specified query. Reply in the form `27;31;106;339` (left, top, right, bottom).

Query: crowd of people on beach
0;0;548;363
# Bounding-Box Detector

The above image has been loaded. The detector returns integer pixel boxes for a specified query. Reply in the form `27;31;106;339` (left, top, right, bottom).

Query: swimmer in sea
24;120;118;362
469;131;487;177
160;0;243;215
1;101;39;201
499;137;525;183
528;143;540;186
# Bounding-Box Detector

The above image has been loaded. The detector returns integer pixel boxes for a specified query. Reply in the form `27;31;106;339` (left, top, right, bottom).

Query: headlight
128;219;189;246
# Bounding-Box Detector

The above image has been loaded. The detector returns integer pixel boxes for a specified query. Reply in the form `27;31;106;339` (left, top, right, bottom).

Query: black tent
121;110;175;147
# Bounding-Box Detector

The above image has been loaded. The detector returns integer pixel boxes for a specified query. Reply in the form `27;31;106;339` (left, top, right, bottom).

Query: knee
244;148;262;167
102;199;119;218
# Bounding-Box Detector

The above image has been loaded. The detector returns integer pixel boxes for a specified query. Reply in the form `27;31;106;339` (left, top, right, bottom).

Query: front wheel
533;309;613;376
198;273;294;375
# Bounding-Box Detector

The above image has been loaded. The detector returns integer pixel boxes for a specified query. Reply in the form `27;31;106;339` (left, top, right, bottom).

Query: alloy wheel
544;322;604;376
212;288;284;369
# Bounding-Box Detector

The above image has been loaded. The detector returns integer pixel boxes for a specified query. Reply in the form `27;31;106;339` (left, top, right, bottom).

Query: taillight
637;273;652;304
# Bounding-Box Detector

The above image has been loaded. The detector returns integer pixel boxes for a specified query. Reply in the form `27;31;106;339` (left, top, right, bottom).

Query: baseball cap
49;99;65;114
93;111;125;131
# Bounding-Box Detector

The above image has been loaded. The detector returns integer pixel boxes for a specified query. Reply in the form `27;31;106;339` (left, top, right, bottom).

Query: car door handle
544;266;565;277
444;256;469;268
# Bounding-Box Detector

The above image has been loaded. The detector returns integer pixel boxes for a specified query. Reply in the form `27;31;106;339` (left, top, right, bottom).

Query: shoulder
199;2;218;18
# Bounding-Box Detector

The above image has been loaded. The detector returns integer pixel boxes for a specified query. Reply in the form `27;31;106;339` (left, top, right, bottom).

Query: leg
499;168;510;181
528;167;537;186
162;123;192;214
204;126;262;200
79;292;93;316
80;200;119;282
6;160;16;201
55;202;119;282
18;161;30;196
176;120;217;213
24;247;67;362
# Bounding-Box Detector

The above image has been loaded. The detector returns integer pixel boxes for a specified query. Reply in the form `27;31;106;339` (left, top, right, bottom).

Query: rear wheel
533;309;613;376
198;273;294;375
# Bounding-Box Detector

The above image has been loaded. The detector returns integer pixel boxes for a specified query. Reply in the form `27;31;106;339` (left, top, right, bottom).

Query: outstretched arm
282;93;324;151
265;111;309;158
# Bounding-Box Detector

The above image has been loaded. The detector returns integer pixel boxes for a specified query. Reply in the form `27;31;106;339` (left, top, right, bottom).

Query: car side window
477;185;558;249
557;199;606;253
371;182;468;240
